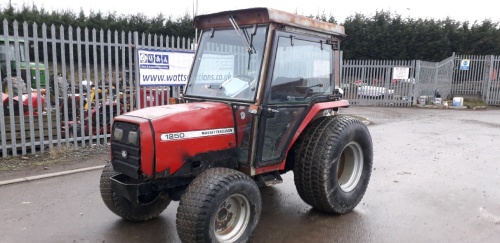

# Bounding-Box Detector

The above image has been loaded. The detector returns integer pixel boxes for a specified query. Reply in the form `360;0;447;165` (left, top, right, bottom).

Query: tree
1;3;500;61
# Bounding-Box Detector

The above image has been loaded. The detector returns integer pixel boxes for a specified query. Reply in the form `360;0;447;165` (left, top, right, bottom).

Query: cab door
255;31;336;167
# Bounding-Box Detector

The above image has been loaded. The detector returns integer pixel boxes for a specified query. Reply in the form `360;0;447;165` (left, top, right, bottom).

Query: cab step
255;171;283;187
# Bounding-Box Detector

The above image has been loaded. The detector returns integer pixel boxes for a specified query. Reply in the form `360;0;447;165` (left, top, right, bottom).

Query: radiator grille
111;122;141;178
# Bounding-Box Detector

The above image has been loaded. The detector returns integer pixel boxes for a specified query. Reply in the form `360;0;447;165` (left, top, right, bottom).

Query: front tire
293;115;373;214
176;167;261;243
99;162;171;221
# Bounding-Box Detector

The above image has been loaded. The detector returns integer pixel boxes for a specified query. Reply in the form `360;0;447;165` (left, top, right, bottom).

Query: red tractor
100;8;373;242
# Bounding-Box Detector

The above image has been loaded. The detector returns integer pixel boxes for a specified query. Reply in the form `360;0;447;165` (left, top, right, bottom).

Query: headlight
127;131;138;145
113;128;123;141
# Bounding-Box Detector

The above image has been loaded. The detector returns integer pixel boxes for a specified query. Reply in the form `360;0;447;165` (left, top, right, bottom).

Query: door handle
267;108;279;113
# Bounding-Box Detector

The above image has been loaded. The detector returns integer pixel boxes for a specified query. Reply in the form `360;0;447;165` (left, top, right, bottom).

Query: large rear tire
293;115;373;214
176;167;261;243
99;162;170;221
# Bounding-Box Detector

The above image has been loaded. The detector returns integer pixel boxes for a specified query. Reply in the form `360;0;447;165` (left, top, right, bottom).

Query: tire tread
293;115;373;214
177;167;261;243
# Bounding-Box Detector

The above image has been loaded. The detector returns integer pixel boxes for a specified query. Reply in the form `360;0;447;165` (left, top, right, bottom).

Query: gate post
413;60;421;106
133;31;140;110
484;55;494;104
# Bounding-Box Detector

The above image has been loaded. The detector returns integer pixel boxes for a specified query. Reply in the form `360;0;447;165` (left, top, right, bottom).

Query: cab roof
194;7;345;37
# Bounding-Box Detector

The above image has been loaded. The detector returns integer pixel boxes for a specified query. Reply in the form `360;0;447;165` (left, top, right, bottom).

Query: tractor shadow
250;184;370;243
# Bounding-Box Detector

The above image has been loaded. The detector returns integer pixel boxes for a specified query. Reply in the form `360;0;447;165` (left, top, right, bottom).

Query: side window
269;36;333;103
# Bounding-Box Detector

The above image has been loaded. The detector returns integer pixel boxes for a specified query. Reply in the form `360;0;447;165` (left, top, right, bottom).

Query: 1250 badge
160;132;186;141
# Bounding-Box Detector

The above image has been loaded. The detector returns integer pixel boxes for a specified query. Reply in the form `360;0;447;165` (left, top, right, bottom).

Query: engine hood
119;101;237;176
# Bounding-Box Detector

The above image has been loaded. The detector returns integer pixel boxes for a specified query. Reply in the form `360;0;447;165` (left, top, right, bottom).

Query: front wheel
293;115;373;214
176;167;261;243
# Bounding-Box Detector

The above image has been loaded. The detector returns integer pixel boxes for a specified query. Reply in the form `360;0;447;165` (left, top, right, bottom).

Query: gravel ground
0;144;109;181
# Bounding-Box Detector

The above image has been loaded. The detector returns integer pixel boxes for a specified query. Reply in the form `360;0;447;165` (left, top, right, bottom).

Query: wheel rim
214;194;251;243
337;141;364;192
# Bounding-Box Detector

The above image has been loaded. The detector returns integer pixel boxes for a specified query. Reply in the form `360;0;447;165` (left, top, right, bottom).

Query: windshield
185;25;268;101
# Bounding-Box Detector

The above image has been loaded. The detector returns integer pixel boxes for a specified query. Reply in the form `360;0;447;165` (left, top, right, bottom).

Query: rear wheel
293;115;373;214
176;167;261;243
99;162;170;221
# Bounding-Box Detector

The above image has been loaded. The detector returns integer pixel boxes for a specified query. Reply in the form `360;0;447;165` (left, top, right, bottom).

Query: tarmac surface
0;106;499;242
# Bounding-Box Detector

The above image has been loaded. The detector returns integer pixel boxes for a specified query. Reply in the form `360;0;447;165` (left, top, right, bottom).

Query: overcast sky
4;0;499;24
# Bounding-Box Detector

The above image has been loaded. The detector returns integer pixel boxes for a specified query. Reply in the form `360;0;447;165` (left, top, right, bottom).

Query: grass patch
0;150;70;171
0;144;109;171
463;97;486;107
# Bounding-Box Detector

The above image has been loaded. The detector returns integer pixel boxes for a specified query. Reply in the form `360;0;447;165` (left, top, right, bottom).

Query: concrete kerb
0;165;105;186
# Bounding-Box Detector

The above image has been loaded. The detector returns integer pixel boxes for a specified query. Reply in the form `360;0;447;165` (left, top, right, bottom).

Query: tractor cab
184;8;346;174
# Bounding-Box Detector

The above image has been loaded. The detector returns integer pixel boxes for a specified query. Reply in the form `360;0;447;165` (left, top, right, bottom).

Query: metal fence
416;55;454;100
340;54;500;106
341;59;417;106
452;55;489;95
452;55;500;105
485;56;500;105
0;20;191;157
